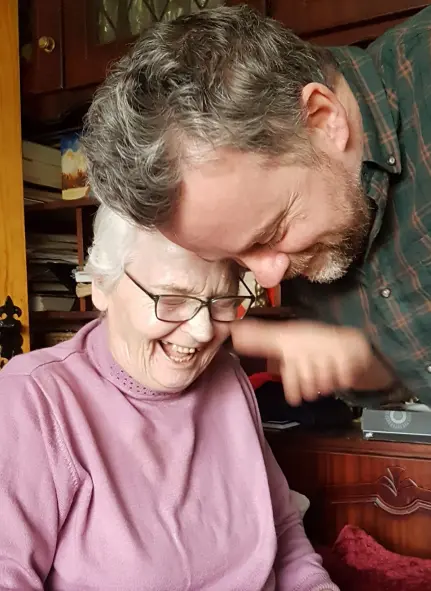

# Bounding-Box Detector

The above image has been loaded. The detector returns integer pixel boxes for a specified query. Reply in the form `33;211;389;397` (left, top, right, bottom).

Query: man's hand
231;318;393;406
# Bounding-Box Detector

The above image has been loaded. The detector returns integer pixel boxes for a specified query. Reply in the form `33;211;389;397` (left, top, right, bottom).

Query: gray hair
82;5;338;228
85;204;138;291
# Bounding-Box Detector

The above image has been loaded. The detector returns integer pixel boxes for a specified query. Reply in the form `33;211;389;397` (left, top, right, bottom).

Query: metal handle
0;296;23;369
38;36;56;53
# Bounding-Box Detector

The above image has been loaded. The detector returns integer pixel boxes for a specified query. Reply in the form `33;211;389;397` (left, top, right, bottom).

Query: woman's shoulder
0;320;100;394
209;346;244;375
203;347;263;435
0;327;88;378
205;347;255;397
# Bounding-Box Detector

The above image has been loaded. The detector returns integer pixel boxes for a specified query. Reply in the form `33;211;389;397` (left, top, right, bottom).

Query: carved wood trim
326;467;431;516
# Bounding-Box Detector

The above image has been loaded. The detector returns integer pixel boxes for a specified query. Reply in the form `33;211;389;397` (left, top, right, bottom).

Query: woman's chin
147;342;205;392
130;342;219;393
150;372;196;394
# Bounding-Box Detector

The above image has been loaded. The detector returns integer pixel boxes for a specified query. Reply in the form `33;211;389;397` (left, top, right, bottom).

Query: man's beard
283;158;371;284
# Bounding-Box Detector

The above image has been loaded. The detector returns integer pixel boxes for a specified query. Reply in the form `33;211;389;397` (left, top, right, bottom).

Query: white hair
85;204;139;292
86;203;242;294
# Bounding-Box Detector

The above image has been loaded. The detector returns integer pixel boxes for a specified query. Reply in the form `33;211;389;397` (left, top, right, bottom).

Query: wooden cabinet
267;426;431;558
22;0;233;95
20;0;63;95
271;0;429;44
22;0;256;121
1;0;29;366
63;0;229;89
62;0;134;90
20;0;431;123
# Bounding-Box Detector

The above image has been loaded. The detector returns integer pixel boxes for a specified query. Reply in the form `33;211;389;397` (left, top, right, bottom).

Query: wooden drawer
267;427;431;557
271;0;429;36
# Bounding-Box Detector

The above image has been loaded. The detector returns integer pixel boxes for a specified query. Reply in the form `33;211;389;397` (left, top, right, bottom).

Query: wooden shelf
25;197;98;212
31;310;99;322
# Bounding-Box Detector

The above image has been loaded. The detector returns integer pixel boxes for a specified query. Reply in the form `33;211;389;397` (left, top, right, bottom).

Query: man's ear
301;82;350;153
91;278;108;312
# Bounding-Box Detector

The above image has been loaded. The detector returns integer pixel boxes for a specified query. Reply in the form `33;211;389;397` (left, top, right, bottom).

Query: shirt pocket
368;234;431;396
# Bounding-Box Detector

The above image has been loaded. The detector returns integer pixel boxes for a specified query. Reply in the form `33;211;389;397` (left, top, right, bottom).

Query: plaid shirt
281;7;431;403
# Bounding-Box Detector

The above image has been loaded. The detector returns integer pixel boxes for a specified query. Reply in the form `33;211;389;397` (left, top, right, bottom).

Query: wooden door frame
0;0;29;358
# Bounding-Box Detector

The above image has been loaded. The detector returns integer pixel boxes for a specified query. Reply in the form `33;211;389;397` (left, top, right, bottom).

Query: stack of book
27;234;78;312
262;420;300;431
24;185;63;206
22;140;63;206
27;233;78;265
22;141;62;190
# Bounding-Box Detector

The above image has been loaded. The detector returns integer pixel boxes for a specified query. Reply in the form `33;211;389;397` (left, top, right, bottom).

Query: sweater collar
86;319;184;401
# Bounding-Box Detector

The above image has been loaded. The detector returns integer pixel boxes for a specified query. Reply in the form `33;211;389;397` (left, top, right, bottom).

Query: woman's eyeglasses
124;271;255;323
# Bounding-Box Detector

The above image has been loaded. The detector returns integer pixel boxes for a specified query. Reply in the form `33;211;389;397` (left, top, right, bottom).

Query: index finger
230;318;285;360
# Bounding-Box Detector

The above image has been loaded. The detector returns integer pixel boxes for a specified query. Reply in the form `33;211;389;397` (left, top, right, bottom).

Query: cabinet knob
38;36;56;53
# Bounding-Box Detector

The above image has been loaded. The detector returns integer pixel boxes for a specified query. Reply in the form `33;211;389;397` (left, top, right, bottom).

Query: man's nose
184;306;215;343
240;250;290;288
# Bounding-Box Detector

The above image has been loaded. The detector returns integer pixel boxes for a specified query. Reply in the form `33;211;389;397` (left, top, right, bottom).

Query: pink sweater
0;320;337;591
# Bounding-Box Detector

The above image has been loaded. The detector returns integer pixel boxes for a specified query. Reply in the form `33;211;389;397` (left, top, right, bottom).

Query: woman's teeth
160;341;198;363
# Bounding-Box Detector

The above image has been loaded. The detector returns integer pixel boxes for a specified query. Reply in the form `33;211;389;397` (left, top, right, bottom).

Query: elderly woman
0;205;337;591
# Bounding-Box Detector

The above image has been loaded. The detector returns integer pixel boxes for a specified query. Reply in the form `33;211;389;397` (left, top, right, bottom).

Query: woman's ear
91;277;108;312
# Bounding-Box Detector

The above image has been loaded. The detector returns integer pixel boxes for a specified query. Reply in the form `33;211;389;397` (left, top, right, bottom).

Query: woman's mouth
159;340;199;364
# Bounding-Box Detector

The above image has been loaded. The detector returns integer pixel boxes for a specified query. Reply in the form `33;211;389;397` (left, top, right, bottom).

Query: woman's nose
184;306;215;343
240;250;290;288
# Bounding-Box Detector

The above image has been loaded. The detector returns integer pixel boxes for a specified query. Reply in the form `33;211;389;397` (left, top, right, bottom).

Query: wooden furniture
267;425;431;558
21;0;264;96
272;0;430;46
20;0;234;122
20;0;431;124
0;0;29;366
24;197;99;348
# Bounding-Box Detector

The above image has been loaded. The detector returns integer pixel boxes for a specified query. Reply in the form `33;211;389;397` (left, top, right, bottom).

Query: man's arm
231;318;398;405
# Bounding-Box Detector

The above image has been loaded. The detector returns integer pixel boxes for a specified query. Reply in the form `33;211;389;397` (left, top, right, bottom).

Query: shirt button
427;365;431;374
380;288;391;298
387;155;396;166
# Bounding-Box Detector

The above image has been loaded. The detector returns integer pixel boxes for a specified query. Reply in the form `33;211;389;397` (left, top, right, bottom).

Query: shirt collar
330;46;402;257
330;45;401;175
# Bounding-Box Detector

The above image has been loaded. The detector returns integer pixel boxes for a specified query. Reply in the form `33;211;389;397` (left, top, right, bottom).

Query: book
23;157;61;190
30;294;76;312
24;186;62;203
22;141;61;189
23;141;61;168
73;269;91;283
262;421;300;431
30;282;70;294
26;234;78;265
76;283;92;298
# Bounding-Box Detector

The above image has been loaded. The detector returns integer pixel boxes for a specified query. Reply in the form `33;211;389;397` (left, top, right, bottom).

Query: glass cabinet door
63;0;224;88
92;0;223;45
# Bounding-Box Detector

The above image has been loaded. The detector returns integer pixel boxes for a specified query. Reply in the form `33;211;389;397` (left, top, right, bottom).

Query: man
83;5;431;405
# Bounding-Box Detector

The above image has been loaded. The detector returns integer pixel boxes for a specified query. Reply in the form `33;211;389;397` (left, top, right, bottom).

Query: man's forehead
166;199;284;258
169;198;274;253
163;224;232;259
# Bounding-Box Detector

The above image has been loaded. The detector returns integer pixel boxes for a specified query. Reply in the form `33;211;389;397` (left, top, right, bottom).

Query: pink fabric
0;320;337;591
320;525;431;590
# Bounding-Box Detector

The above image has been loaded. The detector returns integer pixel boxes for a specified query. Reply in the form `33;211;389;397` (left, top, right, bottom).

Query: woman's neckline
87;319;185;401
